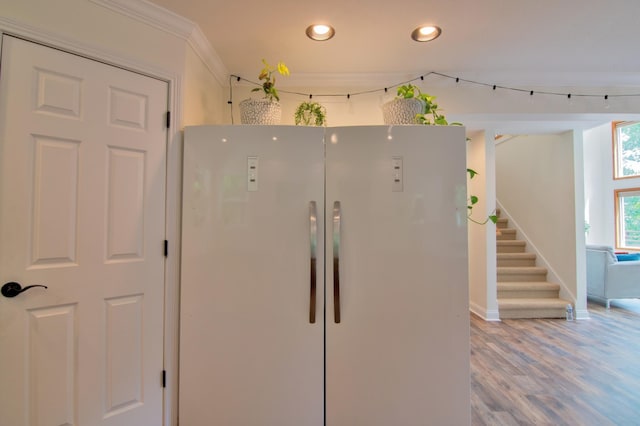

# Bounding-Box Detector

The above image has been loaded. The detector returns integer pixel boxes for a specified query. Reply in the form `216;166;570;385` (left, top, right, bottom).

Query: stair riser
497;259;536;267
499;308;566;319
496;231;517;241
498;289;560;299
498;272;547;282
497;244;526;253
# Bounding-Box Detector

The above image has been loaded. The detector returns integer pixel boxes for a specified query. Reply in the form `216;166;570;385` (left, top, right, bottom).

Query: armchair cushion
616;253;640;261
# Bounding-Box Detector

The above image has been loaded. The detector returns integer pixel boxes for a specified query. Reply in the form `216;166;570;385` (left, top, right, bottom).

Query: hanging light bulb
604;95;611;109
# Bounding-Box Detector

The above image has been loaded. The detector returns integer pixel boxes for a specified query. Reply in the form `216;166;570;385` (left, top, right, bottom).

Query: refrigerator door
179;125;325;426
325;126;471;425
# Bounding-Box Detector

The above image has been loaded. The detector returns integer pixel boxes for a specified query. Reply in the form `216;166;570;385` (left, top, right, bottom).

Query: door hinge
162;370;166;388
166;111;171;128
164;240;168;257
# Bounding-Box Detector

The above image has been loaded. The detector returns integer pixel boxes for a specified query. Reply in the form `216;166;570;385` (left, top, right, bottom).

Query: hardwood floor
470;301;640;425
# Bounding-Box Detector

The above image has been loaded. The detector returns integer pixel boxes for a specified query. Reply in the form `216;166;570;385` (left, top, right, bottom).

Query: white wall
0;0;187;73
467;131;499;320
583;123;614;245
496;133;579;303
230;73;640;133
229;83;387;126
184;46;227;125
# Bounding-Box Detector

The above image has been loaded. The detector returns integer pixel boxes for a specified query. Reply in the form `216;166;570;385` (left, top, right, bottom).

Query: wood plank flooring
471;301;640;425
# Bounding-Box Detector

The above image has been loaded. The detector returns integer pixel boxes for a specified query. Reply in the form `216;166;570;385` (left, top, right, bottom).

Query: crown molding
185;25;229;87
90;0;228;86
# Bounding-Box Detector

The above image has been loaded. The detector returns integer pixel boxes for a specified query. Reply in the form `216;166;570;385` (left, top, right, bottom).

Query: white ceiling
143;0;640;133
149;0;640;87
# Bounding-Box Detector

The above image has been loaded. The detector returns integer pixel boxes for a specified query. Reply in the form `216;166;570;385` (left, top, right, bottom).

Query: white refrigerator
179;125;471;425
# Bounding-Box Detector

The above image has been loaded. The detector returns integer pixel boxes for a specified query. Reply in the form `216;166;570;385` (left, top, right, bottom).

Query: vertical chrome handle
333;201;341;323
309;201;317;324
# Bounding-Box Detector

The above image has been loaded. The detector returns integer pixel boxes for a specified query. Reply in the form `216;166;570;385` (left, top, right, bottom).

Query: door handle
2;282;48;298
309;201;317;324
333;201;341;323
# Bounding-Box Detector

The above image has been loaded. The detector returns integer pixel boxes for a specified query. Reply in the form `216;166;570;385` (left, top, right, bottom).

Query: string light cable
228;71;640;114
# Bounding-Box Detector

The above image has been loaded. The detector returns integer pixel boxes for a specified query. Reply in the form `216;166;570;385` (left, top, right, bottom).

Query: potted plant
382;84;457;126
239;59;290;125
294;101;327;126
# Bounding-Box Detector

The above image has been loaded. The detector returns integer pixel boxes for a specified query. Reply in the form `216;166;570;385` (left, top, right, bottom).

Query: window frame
614;187;640;250
613;121;640;180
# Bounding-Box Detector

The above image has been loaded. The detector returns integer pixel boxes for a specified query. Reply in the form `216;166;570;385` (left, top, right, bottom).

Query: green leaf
470;195;478;205
488;215;499;224
467;168;478;179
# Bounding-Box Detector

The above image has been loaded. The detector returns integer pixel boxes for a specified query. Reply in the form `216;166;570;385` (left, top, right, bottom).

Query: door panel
0;35;167;426
32;136;80;266
325;126;471;426
179;125;325;426
28;303;77;426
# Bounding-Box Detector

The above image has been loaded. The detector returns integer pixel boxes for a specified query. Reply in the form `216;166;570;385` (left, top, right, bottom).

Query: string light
229;71;640;104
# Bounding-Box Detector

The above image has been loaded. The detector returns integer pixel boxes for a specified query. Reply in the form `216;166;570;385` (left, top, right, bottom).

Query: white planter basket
381;98;425;125
239;99;282;125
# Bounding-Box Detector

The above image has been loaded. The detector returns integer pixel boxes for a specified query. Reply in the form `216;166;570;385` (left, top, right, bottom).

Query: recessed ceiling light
306;24;336;41
411;25;442;42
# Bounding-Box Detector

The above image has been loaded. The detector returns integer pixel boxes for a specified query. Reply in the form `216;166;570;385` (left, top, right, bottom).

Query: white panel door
325;126;471;425
0;36;168;426
180;125;325;426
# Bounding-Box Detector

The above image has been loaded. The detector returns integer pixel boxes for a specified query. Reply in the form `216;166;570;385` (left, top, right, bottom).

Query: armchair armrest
606;260;640;299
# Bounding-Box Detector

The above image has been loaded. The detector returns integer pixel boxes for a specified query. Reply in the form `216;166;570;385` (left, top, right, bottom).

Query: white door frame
0;18;183;426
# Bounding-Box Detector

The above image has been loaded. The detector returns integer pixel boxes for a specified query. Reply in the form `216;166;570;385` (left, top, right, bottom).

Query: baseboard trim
470;301;501;321
575;309;591;320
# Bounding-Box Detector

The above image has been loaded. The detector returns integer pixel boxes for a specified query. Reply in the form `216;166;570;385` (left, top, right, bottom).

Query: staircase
496;210;570;319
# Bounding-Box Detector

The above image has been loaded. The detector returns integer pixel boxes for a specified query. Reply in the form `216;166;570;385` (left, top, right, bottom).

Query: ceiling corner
89;0;229;85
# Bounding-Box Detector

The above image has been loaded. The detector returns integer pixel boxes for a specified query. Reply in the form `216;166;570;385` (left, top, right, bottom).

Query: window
615;188;640;250
613;121;640;179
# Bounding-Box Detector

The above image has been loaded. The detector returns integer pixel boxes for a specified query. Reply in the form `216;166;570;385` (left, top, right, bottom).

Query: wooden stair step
498;298;570;319
496;217;509;229
497;240;526;253
498;281;560;299
496;228;517;240
497;266;547;282
497;253;537;267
